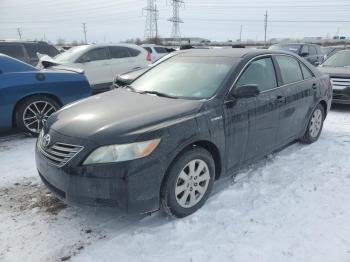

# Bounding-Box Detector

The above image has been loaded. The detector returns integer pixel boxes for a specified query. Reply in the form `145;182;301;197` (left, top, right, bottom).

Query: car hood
48;89;203;143
319;66;350;77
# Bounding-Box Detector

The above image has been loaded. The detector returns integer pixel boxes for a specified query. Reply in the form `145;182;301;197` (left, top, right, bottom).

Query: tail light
146;52;152;62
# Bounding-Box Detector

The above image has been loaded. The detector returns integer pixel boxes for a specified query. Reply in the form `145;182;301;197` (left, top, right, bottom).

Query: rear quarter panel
0;71;92;130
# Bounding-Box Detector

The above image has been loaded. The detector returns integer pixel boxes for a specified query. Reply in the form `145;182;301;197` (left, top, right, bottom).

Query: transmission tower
143;0;159;40
168;0;184;42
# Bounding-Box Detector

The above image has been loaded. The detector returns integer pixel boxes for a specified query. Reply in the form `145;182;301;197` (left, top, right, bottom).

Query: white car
39;44;151;93
141;44;169;63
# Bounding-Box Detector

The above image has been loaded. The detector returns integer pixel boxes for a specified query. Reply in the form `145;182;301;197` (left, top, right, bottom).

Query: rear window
25;44;59;58
128;48;141;57
109;46;130;59
154;47;168;53
275;55;303;84
0;44;25;58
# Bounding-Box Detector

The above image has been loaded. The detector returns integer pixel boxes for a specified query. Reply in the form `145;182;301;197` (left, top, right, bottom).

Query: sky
1;0;350;44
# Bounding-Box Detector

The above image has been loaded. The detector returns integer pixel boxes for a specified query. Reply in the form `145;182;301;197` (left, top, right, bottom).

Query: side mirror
114;74;133;88
300;52;309;57
232;84;260;98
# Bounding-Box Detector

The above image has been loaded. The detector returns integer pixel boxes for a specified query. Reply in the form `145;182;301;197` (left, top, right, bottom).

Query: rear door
273;55;313;144
108;46;135;77
0;43;28;63
77;47;112;88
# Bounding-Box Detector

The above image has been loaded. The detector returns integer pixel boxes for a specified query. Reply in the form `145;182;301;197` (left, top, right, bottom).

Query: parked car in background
321;45;350;60
0;54;92;135
142;44;169;62
0;40;59;66
269;43;324;66
38;44;150;93
36;49;331;218
319;50;350;104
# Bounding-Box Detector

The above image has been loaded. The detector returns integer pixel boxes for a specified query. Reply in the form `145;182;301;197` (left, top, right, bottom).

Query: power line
168;0;184;42
143;0;159;40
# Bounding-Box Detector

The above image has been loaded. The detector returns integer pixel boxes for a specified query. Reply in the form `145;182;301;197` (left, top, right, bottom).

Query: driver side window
236;57;277;92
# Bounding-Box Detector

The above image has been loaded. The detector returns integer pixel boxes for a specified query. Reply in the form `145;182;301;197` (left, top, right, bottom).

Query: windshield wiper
139;90;178;99
123;85;137;92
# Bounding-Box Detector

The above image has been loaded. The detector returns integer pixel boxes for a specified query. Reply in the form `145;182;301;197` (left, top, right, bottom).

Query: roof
177;48;288;58
0;40;50;44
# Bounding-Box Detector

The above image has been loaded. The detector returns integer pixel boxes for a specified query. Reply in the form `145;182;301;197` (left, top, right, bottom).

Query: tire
15;95;61;136
300;104;325;144
161;147;215;218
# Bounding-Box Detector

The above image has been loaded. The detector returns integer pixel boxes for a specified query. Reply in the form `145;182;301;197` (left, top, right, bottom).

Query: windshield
54;45;90;62
323;51;350;67
269;44;301;54
131;56;236;99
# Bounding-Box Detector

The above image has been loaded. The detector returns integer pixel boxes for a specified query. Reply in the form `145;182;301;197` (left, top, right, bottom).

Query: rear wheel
300;104;325;144
15;95;60;136
161;147;215;218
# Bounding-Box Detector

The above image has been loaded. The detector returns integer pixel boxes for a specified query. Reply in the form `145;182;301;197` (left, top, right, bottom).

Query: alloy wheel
309;108;323;138
23;101;57;134
175;159;211;208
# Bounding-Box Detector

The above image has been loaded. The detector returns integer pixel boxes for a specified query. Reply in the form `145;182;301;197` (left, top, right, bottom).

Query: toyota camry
36;49;332;218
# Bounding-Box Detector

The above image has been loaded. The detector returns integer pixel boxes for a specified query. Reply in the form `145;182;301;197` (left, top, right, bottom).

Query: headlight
83;139;161;165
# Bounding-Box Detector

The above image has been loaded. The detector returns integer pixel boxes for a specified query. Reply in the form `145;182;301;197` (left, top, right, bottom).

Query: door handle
275;95;286;104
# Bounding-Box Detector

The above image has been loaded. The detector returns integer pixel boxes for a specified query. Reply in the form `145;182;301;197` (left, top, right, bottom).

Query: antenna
143;0;159;41
168;0;184;44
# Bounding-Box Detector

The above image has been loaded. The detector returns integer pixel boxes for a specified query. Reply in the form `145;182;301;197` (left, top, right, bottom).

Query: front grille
331;77;350;90
37;133;84;167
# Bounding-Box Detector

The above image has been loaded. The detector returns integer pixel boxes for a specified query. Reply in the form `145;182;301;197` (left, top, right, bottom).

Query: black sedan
319;50;350;104
36;49;332;218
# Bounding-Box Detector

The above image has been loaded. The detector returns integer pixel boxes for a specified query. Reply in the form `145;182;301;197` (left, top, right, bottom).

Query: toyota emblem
42;134;51;148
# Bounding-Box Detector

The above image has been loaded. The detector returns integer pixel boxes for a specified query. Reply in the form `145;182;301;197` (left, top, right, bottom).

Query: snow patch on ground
1;107;350;262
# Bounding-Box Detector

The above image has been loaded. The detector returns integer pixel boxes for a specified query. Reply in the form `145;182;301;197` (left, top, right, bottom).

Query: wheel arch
12;93;63;128
163;139;223;185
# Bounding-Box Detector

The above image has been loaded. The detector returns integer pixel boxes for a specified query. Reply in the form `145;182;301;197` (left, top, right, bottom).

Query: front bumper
332;87;350;104
35;131;166;214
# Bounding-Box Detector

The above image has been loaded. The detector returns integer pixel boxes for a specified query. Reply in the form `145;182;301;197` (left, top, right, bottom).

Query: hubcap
309;108;323;138
175;159;210;208
23;101;57;134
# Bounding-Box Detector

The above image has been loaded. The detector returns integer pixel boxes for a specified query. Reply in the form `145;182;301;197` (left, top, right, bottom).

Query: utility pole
168;0;184;46
264;10;268;46
143;0;159;42
16;27;22;40
82;23;87;44
239;25;243;42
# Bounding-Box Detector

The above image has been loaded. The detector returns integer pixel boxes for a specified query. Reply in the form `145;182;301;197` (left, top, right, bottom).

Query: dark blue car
0;54;92;135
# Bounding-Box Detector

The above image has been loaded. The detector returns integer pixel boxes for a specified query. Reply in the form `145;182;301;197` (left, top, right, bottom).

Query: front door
224;56;281;170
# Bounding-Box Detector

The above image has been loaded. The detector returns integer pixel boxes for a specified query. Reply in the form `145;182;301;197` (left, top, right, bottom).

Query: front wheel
300;104;325;144
15;95;60;136
161;147;215;218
